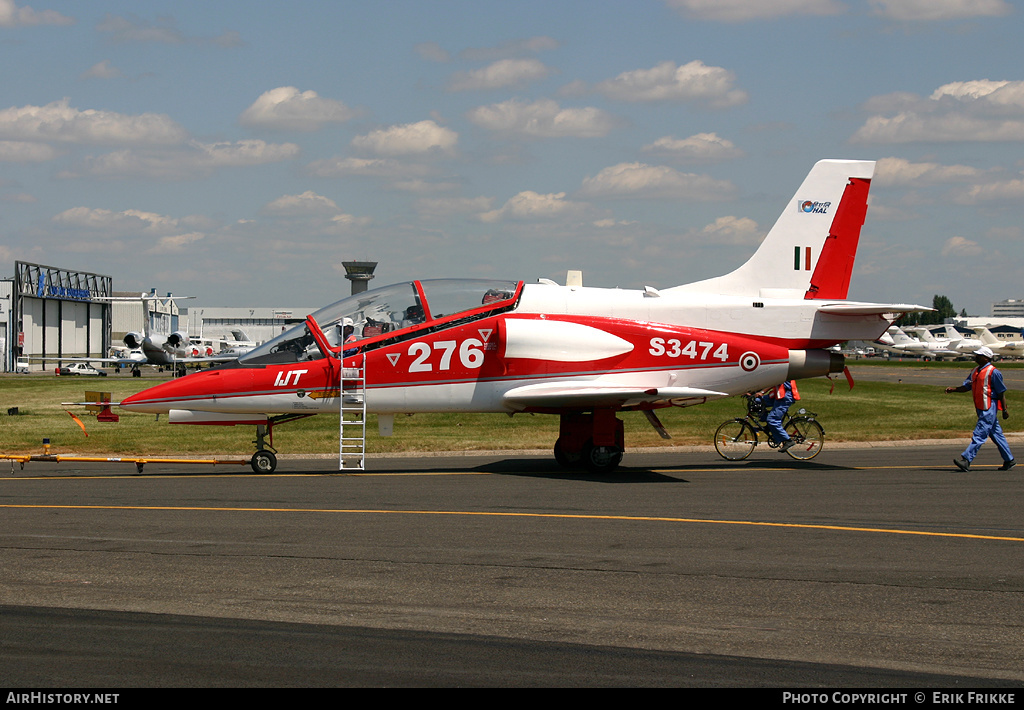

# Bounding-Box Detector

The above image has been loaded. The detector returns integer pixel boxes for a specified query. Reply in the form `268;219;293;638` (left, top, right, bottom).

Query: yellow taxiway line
2;503;1022;543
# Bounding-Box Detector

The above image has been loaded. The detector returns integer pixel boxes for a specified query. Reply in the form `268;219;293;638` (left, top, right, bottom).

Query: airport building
187;306;313;346
0;278;11;370
0;260;336;371
5;262;113;372
992;299;1024;319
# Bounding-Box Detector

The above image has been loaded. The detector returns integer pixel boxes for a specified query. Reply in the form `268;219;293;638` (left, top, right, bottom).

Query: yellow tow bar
2;444;249;474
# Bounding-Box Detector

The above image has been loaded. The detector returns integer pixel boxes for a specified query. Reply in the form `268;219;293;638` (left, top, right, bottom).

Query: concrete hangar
3;261;112;372
1;259;332;372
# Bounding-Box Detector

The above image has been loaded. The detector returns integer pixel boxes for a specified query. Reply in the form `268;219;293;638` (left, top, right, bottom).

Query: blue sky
1;0;1022;314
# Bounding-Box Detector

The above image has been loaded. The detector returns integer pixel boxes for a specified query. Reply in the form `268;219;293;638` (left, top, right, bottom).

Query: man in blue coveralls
946;346;1015;472
761;380;799;454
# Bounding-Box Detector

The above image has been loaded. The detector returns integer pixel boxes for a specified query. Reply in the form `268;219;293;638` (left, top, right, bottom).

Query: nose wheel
250;449;278;474
250;423;278;473
246;414;313;475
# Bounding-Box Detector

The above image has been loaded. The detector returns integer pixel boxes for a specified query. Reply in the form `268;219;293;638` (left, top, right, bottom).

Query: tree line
898;295;964;327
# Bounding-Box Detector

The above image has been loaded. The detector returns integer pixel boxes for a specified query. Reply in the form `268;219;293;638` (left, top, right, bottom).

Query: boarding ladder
339;355;366;471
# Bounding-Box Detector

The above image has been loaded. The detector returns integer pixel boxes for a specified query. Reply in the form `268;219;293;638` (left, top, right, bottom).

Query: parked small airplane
875;326;956;359
969;326;1024;357
940;325;983;355
119;159;926;472
35;293;241;371
207;328;258;358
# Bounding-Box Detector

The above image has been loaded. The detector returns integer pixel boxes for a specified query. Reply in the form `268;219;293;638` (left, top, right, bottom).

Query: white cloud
874;157;983;186
52;207;183;234
97;13;242;47
869;0;1012;21
263;191;340;216
65;139;299;179
197;139;299;166
665;0;845;22
0;98;188;145
0;99;187;145
147;232;205;255
391;179;462;193
460;36;559;62
416;196;495;219
853;80;1024;143
260;191;370;229
592;218;636;228
239;87;356;131
479;191;586;222
0;0;74;27
80;60;122;80
953;177;1024;204
415;42;450;62
447;59;552;91
941;236;983;257
305;156;433;179
931;79;1024;106
467;99;618;138
593;60;747;107
0;140;59;162
351;120;458;156
642;132;743;162
328;213;372;229
700;216;762;244
579;162;737;201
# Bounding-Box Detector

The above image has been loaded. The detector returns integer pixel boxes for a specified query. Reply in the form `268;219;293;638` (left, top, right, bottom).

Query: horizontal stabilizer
815;302;932;316
503;382;727;410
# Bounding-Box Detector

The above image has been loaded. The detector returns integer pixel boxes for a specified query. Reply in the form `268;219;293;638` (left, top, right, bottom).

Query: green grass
1;373;1018;457
851;357;1024;369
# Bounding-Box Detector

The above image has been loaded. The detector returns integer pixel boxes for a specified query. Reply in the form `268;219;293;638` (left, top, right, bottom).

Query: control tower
342;261;377;295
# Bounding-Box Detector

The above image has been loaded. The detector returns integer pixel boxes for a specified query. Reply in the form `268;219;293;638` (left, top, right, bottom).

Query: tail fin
888;327;918;346
667;159;875;299
911;327;938;343
973;327;1000;346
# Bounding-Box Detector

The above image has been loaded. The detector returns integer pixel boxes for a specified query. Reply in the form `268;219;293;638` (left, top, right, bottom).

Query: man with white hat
945;345;1015;471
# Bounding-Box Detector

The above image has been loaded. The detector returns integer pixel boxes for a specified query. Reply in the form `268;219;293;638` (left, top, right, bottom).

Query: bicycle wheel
714;420;757;461
784;417;825;460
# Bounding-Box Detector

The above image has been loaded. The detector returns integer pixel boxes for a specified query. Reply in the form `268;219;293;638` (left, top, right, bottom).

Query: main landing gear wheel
783;418;825;460
715;420;757;461
250;449;278;473
553;438;582;468
582;441;623;474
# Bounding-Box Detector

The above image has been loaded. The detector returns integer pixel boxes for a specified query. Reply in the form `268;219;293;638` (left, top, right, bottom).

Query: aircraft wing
816;302;932;316
30;353;239;365
502;382;727;410
30;355;142;365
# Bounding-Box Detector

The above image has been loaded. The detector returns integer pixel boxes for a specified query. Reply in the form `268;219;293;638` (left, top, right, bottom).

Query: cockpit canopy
238;278;521;366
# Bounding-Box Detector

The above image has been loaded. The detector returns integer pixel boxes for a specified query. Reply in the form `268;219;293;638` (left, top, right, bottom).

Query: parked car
58;363;108;377
15;356;30;373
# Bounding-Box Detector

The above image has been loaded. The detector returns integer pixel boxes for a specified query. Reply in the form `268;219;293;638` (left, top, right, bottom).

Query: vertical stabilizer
667;159;875;299
974;327;1000;346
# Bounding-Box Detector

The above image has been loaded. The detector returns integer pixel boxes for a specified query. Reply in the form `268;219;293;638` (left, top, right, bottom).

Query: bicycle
714;394;825;461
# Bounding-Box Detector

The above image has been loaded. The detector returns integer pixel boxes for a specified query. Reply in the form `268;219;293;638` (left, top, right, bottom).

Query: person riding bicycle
756;380;800;453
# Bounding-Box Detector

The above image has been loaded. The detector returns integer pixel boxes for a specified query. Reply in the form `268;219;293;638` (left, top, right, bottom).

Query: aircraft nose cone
120;373;198;413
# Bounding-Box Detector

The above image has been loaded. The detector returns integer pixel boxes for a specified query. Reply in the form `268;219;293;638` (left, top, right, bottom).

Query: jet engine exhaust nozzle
787;349;845;380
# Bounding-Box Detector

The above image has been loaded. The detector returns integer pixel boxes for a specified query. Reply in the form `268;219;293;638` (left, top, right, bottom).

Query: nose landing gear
247;414;315;474
251;423;278;473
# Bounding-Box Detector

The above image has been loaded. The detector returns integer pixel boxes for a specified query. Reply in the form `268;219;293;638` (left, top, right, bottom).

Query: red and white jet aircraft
121;159;924;473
